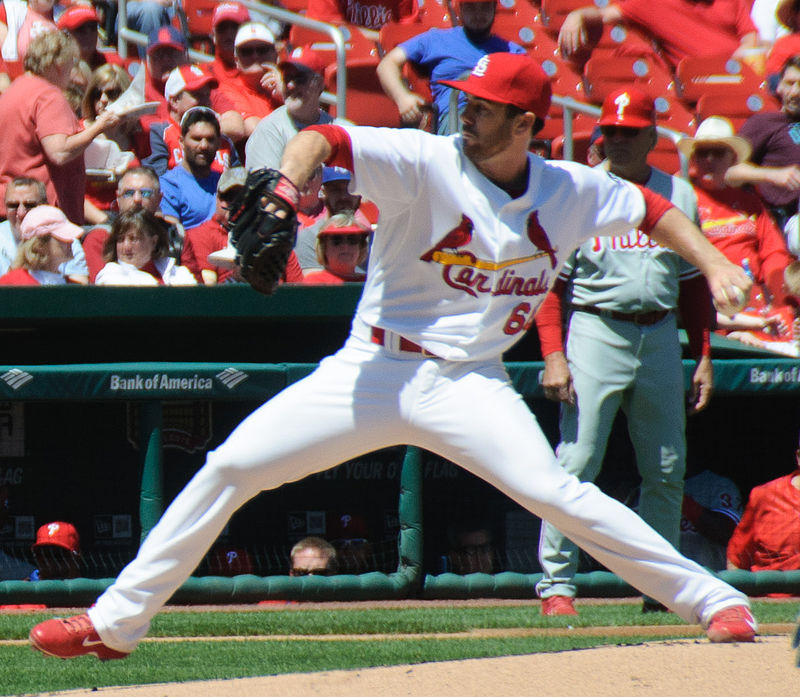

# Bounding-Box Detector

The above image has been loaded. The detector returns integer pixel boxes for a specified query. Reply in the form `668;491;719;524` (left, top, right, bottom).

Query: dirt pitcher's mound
46;635;796;697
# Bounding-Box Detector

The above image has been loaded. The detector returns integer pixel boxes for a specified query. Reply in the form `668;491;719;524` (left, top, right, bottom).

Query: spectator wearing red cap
57;4;124;71
0;31;123;224
217;22;284;137
31;521;82;580
245;46;332;170
378;0;525;134
144;64;241;176
307;0;417;30
558;0;759;71
0;204;85;285
303;212;371;284
210;2;250;83
536;86;713;616
140;26;244;147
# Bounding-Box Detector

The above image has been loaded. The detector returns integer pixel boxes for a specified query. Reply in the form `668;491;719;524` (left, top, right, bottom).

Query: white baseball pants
89;330;748;652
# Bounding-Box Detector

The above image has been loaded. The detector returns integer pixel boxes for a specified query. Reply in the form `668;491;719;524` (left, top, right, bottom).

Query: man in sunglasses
536;87;714;616
217;22;284;138
82;166;183;282
245;45;331;171
0;176;89;284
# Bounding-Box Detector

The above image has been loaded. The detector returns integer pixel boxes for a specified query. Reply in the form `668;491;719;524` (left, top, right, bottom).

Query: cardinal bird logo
420;214;474;262
526;211;557;269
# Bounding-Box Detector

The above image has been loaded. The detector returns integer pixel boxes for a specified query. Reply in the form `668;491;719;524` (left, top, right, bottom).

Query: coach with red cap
29;55;758;663
535;86;716;617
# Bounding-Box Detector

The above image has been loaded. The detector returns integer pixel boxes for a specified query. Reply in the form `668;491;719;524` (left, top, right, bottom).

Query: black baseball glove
227;168;299;295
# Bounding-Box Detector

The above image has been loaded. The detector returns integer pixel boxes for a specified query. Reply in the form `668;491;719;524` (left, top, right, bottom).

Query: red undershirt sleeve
304;124;354;172
534;278;568;357
634;184;674;235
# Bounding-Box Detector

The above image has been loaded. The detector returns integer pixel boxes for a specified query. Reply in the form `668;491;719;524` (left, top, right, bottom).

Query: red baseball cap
212;1;250;29
279;45;327;76
57;4;100;31
598;87;655;128
164;64;218;100
33;522;80;555
438;52;551;119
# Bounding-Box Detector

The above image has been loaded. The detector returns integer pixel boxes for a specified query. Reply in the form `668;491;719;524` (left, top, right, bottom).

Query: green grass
1;601;796;696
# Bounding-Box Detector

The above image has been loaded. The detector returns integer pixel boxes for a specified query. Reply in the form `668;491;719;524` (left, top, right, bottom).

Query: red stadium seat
324;56;405;127
675;56;766;105
416;0;453;27
377;20;430;54
288;22;379;67
695;91;780;130
583;54;676;104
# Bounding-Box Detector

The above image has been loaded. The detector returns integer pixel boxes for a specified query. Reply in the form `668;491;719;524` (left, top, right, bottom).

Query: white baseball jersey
344;126;648;361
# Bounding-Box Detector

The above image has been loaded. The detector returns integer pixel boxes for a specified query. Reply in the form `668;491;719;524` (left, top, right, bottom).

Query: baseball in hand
714;286;747;316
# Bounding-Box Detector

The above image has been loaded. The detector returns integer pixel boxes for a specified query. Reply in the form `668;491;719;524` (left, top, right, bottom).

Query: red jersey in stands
619;0;756;68
306;0;417;30
0;268;39;285
217;72;283;122
727;470;800;571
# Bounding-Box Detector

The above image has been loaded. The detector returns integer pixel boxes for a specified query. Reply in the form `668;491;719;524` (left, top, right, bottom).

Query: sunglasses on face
5;200;40;210
599;125;642;138
237;44;273;59
327;235;363;246
693;146;730;158
120;188;155;199
95;86;123;101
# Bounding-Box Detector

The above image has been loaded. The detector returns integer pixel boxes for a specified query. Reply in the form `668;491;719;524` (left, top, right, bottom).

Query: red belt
370;327;439;357
571;305;670;326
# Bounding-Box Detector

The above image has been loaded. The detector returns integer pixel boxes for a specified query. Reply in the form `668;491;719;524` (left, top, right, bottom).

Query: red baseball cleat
29;613;129;660
706;605;757;643
541;595;578;616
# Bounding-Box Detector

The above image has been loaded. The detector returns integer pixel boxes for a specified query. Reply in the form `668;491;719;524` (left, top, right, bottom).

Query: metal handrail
116;0;351;118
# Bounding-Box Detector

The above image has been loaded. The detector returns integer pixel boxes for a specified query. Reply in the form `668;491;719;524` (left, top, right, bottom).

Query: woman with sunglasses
81;64;148;224
303;213;372;284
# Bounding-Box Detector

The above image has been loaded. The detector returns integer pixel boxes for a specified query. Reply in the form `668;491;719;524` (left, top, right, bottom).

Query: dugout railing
0;284;798;605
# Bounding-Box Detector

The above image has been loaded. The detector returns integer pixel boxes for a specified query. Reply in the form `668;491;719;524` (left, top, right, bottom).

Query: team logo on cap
614;92;631;118
472;54;490;78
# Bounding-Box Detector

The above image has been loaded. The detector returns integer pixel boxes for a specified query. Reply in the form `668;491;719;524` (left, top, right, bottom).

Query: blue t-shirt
159;166;220;230
400;27;525;128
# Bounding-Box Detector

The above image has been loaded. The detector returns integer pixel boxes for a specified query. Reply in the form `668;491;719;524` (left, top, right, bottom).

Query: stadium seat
288;22;379;67
550;128;595;162
674;56;766;105
583;54;676;104
695;91;780;130
492;14;557;54
324;56;405;127
377;20;430;54
538;0;603;35
416;0;453;27
653;94;697;135
647;135;682;174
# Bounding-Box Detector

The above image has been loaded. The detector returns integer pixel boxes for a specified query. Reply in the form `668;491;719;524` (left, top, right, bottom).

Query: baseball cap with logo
438;52;552;119
33;522;80;555
19;206;83;242
234;22;276;49
598;87;655;128
57;3;100;31
279;45;326;76
164;64;219;100
322;166;352;184
212;1;250;28
147;25;188;55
